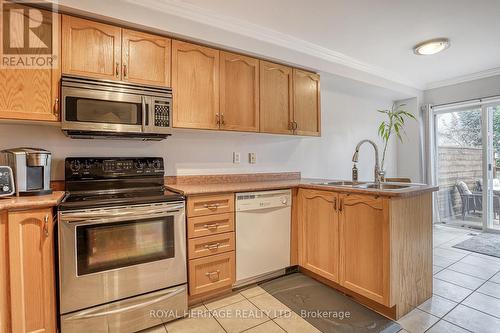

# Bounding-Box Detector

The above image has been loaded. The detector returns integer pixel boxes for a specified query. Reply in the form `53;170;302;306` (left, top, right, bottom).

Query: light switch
233;152;241;164
249;152;256;164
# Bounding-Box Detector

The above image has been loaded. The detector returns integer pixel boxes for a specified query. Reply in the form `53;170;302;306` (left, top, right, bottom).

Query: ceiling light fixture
413;38;450;55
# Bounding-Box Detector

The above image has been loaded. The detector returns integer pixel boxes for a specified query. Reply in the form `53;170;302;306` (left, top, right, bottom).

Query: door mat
259;273;401;333
453;233;500;258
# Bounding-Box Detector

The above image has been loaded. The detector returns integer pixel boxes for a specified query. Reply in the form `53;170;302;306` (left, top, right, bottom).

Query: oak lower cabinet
172;40;220;130
293;69;321;136
0;5;60;122
259;61;293;135
296;189;433;320
0;208;57;333
297;189;339;282
339;194;390;306
186;193;236;301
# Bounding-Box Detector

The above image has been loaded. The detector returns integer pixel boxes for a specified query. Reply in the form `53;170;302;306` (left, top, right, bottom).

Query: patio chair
474;179;500;219
455;181;482;220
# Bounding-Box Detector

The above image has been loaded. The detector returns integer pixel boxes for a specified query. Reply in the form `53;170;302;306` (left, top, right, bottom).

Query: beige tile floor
143;225;500;333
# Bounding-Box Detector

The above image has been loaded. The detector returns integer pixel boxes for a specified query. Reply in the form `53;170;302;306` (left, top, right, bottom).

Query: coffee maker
0;148;52;196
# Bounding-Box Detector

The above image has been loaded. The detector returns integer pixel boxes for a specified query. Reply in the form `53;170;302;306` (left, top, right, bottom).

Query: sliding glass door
432;102;500;232
485;104;500;231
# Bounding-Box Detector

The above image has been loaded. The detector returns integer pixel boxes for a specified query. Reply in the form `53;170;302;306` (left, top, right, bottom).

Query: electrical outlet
233;152;241;164
249;152;256;164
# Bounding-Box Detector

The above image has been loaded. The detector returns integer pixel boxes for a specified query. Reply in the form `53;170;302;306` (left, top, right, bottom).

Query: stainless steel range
58;157;187;333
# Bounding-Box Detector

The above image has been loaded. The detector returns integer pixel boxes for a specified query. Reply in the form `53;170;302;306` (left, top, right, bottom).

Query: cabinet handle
203;223;219;230
205;270;220;281
43;215;49;237
216;113;220;126
115;62;120;78
220;113;225;126
53;98;59;117
288;122;294;130
123;64;128;78
293;121;298;130
203;203;220;210
204;242;220;250
333;197;337;211
339;199;343;212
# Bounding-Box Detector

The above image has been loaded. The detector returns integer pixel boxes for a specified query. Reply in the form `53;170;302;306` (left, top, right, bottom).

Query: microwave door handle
141;95;146;132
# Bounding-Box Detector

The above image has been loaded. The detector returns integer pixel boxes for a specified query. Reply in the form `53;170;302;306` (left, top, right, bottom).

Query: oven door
58;202;186;314
61;86;144;134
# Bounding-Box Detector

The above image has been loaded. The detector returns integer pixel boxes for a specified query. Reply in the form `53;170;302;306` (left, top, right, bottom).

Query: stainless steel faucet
352;140;384;185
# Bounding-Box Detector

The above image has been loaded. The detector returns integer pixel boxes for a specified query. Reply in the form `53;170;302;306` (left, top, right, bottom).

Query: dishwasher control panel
236;189;291;211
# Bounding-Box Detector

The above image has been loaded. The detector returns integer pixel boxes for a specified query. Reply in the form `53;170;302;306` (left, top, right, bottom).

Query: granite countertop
0;191;66;211
166;177;438;197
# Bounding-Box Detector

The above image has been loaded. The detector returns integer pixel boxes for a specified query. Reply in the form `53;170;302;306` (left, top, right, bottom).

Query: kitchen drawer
188;232;235;259
188;252;235;296
187;213;234;239
187;194;234;217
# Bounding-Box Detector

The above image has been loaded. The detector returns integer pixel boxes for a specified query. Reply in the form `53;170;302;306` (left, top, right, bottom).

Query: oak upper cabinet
8;208;57;333
298;189;339;282
0;6;60;122
122;29;171;86
339;194;390;306
62;15;122;80
259;60;293;134
172;40;220;130
293;69;321;136
219;52;259;132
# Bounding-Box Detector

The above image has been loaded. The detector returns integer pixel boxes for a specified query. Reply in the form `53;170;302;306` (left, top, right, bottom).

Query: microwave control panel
0;166;15;197
154;101;170;128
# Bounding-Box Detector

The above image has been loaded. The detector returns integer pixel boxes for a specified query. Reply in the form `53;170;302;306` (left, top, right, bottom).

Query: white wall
424;74;500;105
395;97;423;182
0;75;397;181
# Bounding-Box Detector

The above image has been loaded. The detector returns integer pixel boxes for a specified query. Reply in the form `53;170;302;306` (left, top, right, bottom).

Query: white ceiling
172;0;500;90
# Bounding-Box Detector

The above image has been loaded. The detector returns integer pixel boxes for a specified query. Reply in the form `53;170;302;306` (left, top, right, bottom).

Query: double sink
314;180;411;190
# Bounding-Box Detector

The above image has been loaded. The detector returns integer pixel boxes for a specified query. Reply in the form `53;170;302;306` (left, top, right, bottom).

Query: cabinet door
219;52;259;132
0;211;9;333
122;29;171;86
298;189;339;282
339;194;390;305
62;15;121;80
259;61;293;134
172;40;219;129
0;8;60;122
293;69;320;136
8;209;56;333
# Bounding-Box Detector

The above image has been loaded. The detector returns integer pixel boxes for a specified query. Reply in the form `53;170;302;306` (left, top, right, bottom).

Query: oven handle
60;204;184;223
64;287;185;320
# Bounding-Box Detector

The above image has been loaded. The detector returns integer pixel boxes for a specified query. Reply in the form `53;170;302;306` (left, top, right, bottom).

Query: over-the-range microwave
61;75;172;140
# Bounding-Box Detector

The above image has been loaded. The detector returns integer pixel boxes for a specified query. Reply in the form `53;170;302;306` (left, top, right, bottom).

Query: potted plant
378;103;416;177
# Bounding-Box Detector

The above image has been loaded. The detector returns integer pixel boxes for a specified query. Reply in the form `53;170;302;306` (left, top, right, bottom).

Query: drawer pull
205;270;220;281
204;242;220;250
203;223;219;230
203;203;220;210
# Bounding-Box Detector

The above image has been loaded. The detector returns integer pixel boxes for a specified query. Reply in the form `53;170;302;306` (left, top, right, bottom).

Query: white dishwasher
235;189;291;287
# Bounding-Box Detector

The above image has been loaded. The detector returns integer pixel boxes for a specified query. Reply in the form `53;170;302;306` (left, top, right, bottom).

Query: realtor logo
1;0;58;68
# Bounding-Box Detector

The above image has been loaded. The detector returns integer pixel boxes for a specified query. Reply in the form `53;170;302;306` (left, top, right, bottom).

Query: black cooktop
59;157;184;210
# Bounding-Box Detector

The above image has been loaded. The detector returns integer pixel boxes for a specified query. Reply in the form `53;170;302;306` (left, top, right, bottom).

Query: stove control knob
135;161;145;169
83;160;91;170
152;159;162;169
70;160;81;172
2;185;9;192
